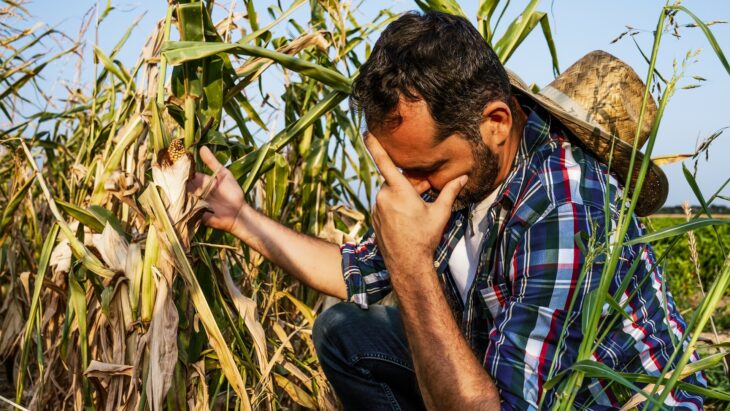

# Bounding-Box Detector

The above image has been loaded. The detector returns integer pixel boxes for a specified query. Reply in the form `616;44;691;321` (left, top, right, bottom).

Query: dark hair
350;11;512;142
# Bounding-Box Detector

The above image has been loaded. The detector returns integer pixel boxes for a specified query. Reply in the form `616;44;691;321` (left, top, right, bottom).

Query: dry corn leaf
276;291;315;326
220;252;268;370
92;223;129;272
84;360;134;378
186;360;210;411
274;373;316;409
651;153;694;166
0;297;23;359
49;239;72;275
146;266;178;411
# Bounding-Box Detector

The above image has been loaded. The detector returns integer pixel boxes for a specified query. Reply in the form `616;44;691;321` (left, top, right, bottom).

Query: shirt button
433;260;439;268
455;220;463;227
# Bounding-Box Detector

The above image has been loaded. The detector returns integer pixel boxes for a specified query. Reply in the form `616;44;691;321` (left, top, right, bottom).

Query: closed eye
402;161;444;176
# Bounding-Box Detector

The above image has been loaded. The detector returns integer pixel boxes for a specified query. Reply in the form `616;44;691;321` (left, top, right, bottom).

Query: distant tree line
658;204;730;214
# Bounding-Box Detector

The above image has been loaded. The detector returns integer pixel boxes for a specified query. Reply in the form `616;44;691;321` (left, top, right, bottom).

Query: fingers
363;132;408;187
412;180;431;195
433;175;467;211
187;172;211;196
199;146;224;173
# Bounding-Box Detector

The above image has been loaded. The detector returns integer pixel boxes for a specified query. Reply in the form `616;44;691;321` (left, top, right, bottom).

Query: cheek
430;160;475;190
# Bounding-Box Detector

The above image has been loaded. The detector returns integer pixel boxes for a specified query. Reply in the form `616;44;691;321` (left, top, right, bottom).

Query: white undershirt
448;186;501;303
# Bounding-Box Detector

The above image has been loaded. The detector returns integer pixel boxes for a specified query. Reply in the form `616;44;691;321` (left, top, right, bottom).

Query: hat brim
507;71;668;217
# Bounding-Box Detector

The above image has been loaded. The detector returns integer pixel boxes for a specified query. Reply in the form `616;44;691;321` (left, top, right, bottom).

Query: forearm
230;204;347;300
392;264;500;409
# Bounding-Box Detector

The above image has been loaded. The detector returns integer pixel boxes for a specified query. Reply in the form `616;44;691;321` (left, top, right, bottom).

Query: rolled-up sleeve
340;228;392;309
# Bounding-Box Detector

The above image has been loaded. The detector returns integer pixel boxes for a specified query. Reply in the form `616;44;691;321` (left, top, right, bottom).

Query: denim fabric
312;302;426;411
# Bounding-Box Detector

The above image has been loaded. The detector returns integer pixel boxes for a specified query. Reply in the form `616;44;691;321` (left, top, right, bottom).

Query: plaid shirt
340;105;706;410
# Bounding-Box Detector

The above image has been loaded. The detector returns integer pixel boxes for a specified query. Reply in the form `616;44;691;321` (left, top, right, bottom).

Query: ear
479;100;512;149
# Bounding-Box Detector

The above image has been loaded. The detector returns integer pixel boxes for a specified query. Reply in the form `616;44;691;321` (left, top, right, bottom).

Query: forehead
370;98;442;167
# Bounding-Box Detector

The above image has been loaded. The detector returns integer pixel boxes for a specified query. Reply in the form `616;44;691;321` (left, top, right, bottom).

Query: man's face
370;98;500;210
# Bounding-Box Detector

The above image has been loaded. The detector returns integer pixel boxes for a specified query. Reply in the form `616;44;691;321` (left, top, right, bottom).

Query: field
649;216;730;313
0;0;729;409
646;215;730;409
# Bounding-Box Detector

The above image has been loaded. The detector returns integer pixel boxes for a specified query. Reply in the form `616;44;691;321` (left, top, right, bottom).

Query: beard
426;139;500;211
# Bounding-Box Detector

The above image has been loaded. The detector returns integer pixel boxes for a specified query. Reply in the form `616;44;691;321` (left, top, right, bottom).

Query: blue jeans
312;302;427;411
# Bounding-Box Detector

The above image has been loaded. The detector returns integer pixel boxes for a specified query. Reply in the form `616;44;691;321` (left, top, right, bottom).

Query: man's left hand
364;132;467;279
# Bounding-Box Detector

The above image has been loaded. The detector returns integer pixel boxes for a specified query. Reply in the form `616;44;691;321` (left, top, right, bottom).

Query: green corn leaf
265;153;289;218
668;6;730;76
162;41;351;93
0;173;34;239
566;361;665;409
230;90;348;185
414;0;466;17
69;272;90;401
604;292;634;323
477;0;500;41
56;200;105;233
624;219;730;245
94;46;131;84
16;224;59;402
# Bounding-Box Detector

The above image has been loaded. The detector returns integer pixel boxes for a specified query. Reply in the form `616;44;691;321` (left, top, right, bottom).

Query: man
189;11;705;410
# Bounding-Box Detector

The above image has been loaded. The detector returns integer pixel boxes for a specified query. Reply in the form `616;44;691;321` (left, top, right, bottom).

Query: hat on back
508;50;668;216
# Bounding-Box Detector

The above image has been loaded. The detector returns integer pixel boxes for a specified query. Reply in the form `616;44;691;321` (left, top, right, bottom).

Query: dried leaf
49;239;72;275
146;267;178;411
651;153;694;166
0;297;23;359
274;373;316;409
84;360;134;378
220;254;268;371
92;223;129;272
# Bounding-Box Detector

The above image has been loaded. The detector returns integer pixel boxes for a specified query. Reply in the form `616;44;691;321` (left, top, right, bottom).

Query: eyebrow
401;159;446;174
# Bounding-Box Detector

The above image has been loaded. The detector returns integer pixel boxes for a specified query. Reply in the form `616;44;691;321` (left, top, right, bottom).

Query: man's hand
364;133;500;409
187;146;247;234
364;133;467;277
186;146;348;299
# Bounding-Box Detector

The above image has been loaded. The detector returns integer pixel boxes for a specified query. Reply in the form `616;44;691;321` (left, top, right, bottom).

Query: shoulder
502;111;627;237
518;119;623;214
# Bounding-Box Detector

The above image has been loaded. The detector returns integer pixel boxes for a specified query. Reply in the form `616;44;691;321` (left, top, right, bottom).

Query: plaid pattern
340;104;706;410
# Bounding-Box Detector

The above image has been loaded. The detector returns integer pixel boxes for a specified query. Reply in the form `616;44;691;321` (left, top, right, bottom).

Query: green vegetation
649;216;730;311
0;0;727;409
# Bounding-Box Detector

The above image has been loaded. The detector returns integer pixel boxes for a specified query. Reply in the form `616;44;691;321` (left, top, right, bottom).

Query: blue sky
25;0;730;207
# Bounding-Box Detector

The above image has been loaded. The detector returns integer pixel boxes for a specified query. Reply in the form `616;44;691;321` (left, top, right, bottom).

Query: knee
312;302;363;356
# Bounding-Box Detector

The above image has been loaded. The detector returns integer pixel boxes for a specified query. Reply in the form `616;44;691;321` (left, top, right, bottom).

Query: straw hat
508;50;668;216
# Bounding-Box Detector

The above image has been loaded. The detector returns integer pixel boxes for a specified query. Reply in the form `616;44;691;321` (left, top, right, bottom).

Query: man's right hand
186;145;348;300
187;146;248;234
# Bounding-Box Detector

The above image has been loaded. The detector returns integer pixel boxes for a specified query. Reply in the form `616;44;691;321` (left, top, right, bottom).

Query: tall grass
0;0;727;409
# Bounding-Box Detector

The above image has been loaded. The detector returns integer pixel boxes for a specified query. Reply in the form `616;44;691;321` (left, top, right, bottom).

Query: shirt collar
492;106;553;209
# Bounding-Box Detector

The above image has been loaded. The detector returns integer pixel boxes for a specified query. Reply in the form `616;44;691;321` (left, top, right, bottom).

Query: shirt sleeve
482;202;595;410
339;227;392;309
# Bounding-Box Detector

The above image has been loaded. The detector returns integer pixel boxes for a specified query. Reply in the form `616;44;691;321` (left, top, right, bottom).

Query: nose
402;173;432;194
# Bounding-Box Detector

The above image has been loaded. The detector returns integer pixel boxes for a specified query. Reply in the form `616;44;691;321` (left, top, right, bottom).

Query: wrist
230;203;254;239
389;257;435;290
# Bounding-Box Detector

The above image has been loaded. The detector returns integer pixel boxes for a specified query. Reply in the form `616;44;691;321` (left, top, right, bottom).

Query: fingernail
460;175;468;186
